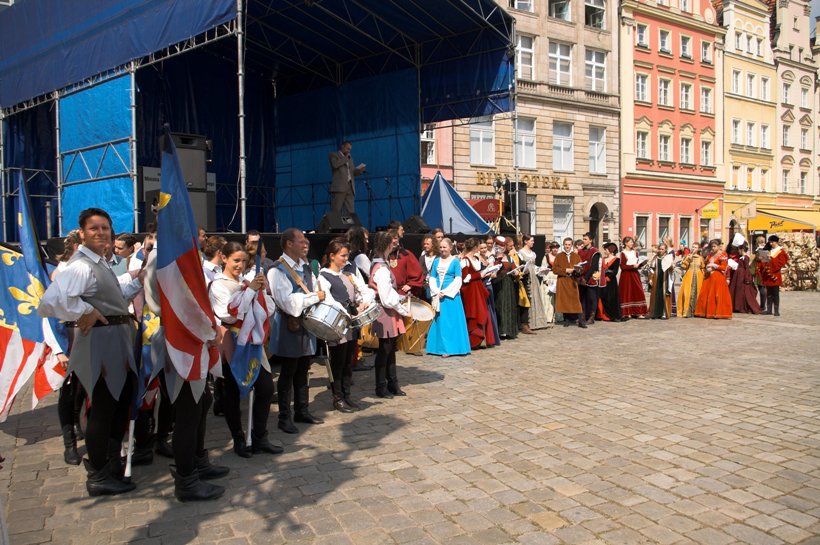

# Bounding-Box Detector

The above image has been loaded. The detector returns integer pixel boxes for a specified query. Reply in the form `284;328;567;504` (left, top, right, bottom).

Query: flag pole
246;248;262;448
123;421;135;483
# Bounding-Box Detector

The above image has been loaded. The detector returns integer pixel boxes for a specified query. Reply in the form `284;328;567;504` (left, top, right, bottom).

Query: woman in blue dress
426;238;471;357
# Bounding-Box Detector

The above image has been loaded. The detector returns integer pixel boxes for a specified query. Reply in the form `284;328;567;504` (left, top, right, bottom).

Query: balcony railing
516;80;619;107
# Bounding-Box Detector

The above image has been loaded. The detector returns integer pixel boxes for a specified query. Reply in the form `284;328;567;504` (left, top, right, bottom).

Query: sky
813;0;819;38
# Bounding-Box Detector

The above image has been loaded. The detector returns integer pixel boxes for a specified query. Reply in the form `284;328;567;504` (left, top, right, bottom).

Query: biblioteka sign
475;171;570;190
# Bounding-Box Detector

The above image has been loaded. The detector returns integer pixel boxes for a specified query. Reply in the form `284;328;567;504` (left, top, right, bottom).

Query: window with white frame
636;74;649;102
700;141;711;166
801;88;809;108
517;35;535;80
549;42;572;86
801;128;809;149
746;74;756;98
701;41;712;63
680;137;692;164
800;171;807;193
746;122;756;146
746;35;754;54
553;197;575;242
761;77;770;101
746;166;755;190
680;82;692;110
761;169;769;191
751;167;762;191
511;0;533;11
659;30;671;53
760;124;769;148
552;122;574;171
782;124;790;147
735;32;742;50
421;124;436;165
679;217;691;246
700;87;712;113
585;49;606;92
584;0;605;29
756;38;763;56
515;117;536;169
732;165;741;188
658;216;670;243
732;70;741;93
659;134;671;161
636;24;648;47
782;169;790;192
681;0;691;11
469;118;495;165
659;79;671;106
732;119;741;144
636;215;649;250
549;0;571;20
588;126;606;174
681;36;692;58
782;82;790;104
636;131;649;159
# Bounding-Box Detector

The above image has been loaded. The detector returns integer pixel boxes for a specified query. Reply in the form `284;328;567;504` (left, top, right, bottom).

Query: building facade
620;0;726;251
448;0;621;244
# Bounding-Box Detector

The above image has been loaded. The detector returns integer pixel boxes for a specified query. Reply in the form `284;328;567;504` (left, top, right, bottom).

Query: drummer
368;230;411;398
267;228;326;434
318;238;375;412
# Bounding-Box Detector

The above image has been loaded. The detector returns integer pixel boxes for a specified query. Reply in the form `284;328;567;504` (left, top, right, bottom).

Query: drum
350;303;380;329
359;323;380;349
397;297;435;354
301;301;350;342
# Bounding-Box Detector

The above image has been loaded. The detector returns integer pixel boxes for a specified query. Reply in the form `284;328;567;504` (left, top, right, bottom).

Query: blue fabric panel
274;69;420;231
0;0;236;108
59;75;133;235
421;172;490;234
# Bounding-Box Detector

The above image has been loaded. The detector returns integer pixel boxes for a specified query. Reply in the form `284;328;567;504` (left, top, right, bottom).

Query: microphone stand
363;177;373;229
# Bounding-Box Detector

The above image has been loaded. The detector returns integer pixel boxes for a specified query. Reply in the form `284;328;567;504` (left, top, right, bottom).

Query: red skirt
619;270;647;317
694;272;733;319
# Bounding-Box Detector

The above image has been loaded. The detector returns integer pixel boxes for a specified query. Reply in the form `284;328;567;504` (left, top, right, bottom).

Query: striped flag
226;262;270;398
155;127;219;381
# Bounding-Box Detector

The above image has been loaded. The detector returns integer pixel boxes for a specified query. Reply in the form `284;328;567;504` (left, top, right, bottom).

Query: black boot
294;384;324;424
212;377;225;417
386;359;406;396
251;431;284;455
84;459;136;497
375;358;392;398
231;432;252;458
155;434;174;458
73;423;85;441
194;450;230;479
341;376;360;410
61;425;81;466
107;440;125;480
773;290;780;316
171;466;224;502
277;387;298;434
130;446;154;466
331;382;353;413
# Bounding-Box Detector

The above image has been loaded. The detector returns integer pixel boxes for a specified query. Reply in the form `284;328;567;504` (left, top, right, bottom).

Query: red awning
467;199;500;221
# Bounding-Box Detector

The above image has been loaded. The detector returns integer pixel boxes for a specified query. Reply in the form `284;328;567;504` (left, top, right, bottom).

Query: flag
226;282;269;399
155;126;219;381
133;305;161;416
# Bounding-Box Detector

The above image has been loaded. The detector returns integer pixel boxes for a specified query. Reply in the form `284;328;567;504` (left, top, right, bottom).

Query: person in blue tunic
426;238;471;357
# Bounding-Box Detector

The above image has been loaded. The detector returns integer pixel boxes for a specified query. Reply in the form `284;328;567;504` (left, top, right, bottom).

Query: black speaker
316;211;362;233
403;215;431;234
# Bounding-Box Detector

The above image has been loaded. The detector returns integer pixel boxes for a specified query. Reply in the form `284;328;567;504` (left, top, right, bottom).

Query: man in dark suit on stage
328;141;365;215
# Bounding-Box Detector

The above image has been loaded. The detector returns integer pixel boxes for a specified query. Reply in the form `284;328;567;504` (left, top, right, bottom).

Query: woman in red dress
459;238;496;349
695;239;733;319
618;237;648;318
727;242;761;314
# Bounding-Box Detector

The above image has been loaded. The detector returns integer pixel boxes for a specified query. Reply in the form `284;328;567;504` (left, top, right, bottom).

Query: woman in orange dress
694;239;733;320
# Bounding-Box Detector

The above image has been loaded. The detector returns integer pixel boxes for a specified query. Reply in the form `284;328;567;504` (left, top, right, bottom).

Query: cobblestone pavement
1;291;819;545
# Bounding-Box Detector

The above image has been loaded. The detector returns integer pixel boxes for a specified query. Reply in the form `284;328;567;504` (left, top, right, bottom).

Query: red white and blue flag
155;127;219;381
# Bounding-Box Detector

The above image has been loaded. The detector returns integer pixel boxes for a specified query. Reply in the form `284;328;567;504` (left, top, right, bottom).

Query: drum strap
277;257;312;296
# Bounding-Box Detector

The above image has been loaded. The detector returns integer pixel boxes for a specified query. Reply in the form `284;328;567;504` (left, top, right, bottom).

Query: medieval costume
761;239;789;316
677;252;705;318
596;250;621;321
647;250;675;319
460;255;496;349
426;256;471;356
538;254;560;326
619;249;648;317
727;253;761;314
519;246;550;330
388;245;425;300
479;254;502;346
553;248;584;326
492;250;520;338
577;245;601;324
694;251;733;319
369;258;411;397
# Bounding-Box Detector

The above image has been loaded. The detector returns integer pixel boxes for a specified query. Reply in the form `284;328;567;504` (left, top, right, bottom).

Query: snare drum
301;301;350;342
350;303;380;329
397;297;435;354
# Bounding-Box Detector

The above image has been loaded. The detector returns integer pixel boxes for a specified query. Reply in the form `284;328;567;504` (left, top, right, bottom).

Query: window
636;24;648;47
636;216;648;251
761;169;769;191
553;197;574;242
783;83;790;104
549;42;572;86
659;30;671;53
700;141;711;166
681;36;692;58
584;0;605;29
681;0;690;11
421;125;436;165
589;127;606;174
659;79;671;106
658;217;670;243
800;172;807;194
701;41;712;63
801;88;809;108
746;122;755;146
636;74;649;102
636;131;649;159
756;38;763;56
679;217;691;246
746;74;755;98
761;124;769;148
469;118;495;165
517;35;535;80
680;137;692;164
746;35;754;54
801;128;809;150
782;125;790;147
700;87;712;113
659;134;671;161
680;83;692;110
735;32;742;50
511;0;533;11
699;218;711;242
515;117;536;169
761;77;770;101
782;169;790;192
553;122;574;171
732;70;741;93
746;167;754;190
549;0;570;20
585;49;606;92
732;165;741;188
732;119;741;144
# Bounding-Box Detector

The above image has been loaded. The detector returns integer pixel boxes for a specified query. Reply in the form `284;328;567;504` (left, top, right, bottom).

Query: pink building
420;123;453;192
620;0;726;249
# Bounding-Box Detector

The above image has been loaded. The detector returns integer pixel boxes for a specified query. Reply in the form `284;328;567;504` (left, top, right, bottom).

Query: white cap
731;233;746;247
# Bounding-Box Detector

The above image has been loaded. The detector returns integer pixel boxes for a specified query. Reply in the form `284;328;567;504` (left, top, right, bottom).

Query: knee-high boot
294;383;323;424
331;381;352;413
341;373;359;409
374;353;392;398
277;385;298;434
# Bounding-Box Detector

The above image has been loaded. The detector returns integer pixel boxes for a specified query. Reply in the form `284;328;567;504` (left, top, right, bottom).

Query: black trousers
328;342;354;389
133;373;174;449
277;356;312;416
579;285;599;321
57;373;86;429
222;362;274;438
766;286;780;313
375;337;399;388
172;381;212;475
758;285;767;310
85;375;134;469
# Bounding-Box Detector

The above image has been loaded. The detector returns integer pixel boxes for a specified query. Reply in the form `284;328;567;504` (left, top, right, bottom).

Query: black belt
64;314;134;328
